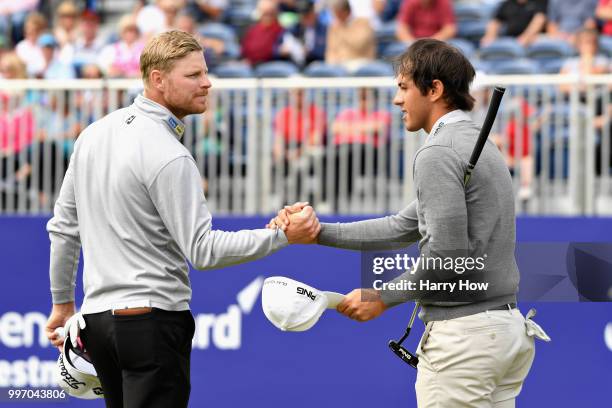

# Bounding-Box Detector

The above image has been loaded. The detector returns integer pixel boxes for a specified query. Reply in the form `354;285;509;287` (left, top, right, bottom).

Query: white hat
261;276;345;332
54;326;104;399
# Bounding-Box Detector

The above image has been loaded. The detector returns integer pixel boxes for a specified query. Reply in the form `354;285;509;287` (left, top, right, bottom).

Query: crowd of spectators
1;0;612;209
0;0;610;79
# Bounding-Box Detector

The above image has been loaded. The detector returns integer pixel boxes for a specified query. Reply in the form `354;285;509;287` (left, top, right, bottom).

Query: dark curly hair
394;39;476;111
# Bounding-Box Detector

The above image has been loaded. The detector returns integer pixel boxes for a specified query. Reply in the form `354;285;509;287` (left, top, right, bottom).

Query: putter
388;302;420;369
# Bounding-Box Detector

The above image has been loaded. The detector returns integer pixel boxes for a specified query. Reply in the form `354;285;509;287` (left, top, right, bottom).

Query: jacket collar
427;110;472;142
133;94;186;139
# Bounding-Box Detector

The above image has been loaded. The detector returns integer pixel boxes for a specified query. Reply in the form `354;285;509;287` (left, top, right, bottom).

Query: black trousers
81;308;195;408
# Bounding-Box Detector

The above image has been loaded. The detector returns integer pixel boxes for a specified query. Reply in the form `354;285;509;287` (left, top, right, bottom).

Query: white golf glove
64;312;87;348
525;308;551;342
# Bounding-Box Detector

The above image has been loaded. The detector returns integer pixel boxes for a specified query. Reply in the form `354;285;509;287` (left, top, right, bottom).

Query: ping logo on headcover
297;287;316;300
167;117;185;137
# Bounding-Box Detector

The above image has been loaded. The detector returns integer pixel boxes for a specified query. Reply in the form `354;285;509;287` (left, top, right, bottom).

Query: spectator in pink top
596;0;612;35
272;88;326;202
0;88;35;208
331;88;391;206
273;88;326;161
0;94;34;155
332;88;391;147
0;53;34;155
396;0;456;43
98;14;145;78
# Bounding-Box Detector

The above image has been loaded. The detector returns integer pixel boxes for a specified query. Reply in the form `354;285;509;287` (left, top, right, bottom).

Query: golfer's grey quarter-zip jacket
48;94;288;313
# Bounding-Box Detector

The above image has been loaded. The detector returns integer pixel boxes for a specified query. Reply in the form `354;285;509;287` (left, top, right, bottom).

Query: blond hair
140;30;202;85
117;14;138;33
0;52;27;79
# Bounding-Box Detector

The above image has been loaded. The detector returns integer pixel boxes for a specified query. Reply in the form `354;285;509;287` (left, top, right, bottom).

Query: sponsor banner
0;217;611;407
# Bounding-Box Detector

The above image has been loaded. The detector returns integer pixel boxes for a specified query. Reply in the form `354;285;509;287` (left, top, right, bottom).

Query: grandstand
1;0;611;215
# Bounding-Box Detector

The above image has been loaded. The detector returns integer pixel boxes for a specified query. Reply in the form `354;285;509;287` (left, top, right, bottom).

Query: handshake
265;201;320;244
265;201;388;322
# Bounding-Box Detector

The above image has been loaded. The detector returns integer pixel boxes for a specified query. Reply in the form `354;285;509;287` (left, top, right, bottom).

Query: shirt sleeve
415;146;469;260
494;1;508;21
47;153;81;304
397;0;412;25
318;199;422;251
439;0;456;25
148;156;288;270
534;0;548;14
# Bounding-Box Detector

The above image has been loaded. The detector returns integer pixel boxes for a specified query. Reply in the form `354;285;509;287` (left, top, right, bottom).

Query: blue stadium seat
457;20;487;45
381;41;409;59
448;38;476;59
454;4;487;23
488;59;539;75
222;41;241;59
212;62;254;78
254;61;299;78
376;20;400;57
539;58;566;74
527;38;575;73
526;38;574;72
303;62;348;77
479;37;525;62
527;38;574;60
226;6;253;28
375;21;398;44
199;22;237;43
599;36;612;58
352;61;394;77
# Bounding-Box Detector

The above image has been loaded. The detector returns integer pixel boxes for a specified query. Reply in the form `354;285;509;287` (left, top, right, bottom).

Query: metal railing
1;74;611;216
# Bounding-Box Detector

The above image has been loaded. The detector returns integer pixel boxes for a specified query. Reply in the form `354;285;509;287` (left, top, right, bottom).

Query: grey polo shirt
47;94;288;314
318;110;519;322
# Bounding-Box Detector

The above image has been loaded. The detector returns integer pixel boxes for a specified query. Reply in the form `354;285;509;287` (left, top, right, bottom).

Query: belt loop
507;304;512;314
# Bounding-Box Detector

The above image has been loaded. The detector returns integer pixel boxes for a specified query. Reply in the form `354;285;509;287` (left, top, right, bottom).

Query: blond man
44;30;319;408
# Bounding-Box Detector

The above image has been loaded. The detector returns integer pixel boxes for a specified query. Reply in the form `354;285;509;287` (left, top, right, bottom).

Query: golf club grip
468;87;506;170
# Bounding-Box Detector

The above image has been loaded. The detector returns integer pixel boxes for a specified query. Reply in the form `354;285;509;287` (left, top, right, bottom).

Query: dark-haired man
271;39;536;407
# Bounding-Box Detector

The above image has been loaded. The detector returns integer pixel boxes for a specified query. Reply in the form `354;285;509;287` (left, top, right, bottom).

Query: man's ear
429;79;445;103
149;69;164;91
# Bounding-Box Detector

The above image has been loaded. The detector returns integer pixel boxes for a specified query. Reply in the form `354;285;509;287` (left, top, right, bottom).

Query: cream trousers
415;308;536;408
